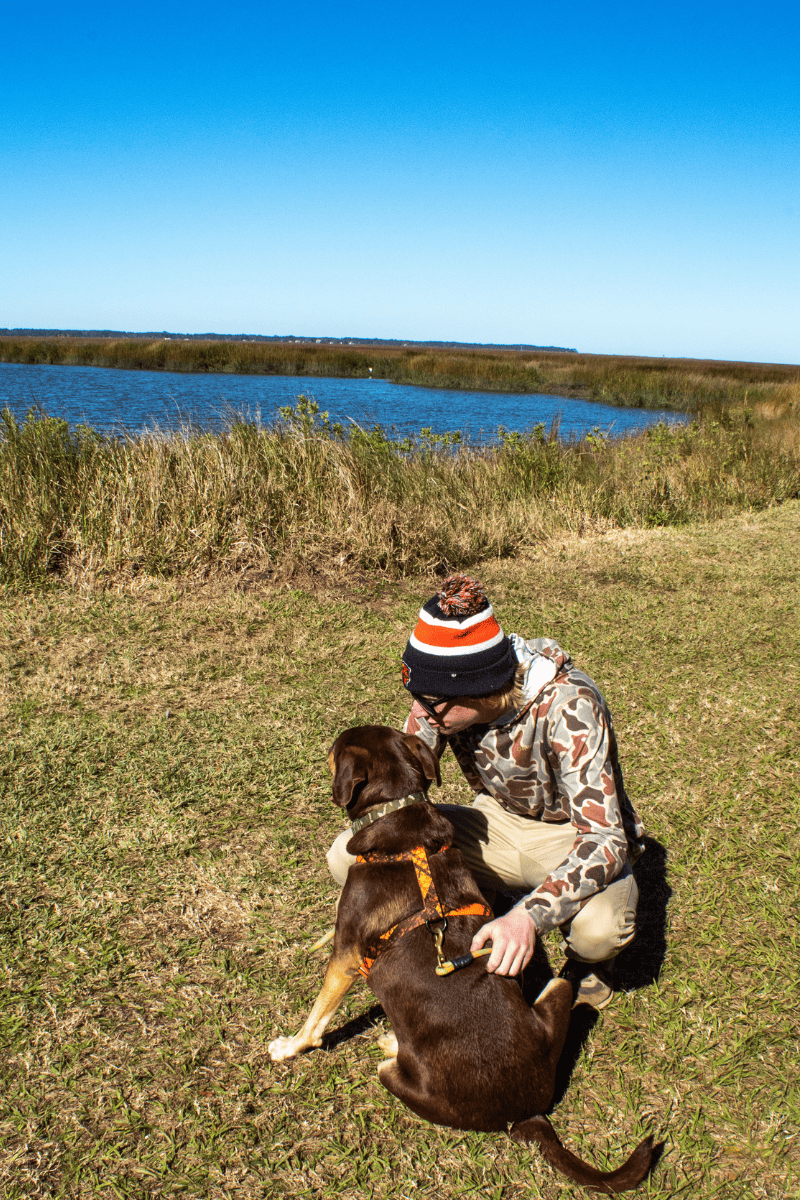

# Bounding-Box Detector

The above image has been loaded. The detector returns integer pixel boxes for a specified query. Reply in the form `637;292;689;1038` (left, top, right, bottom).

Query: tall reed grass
1;394;798;588
3;336;798;410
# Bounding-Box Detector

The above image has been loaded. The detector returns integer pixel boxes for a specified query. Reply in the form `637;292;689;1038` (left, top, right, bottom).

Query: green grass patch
1;503;798;1196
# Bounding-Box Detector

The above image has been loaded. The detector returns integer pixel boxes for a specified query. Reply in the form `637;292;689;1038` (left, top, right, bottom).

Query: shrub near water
0;398;798;587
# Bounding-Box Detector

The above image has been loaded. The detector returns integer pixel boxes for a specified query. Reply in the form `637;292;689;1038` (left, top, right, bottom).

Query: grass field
1;501;798;1198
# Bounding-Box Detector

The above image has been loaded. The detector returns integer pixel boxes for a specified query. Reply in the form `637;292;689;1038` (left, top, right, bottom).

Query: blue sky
2;0;798;362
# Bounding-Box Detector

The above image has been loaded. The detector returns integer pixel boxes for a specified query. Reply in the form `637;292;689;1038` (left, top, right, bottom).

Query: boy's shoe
559;959;616;1010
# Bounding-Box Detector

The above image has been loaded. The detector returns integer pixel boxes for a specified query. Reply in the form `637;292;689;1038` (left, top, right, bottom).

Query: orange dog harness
355;844;492;978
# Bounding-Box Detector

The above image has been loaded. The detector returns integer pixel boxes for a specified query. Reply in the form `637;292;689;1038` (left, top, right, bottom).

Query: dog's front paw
268;1035;302;1061
268;1033;320;1061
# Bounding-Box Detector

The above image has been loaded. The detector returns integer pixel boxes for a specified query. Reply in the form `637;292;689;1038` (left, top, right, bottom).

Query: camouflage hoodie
404;635;645;933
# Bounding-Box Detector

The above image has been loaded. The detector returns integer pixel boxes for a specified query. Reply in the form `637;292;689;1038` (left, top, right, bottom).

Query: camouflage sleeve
520;691;630;933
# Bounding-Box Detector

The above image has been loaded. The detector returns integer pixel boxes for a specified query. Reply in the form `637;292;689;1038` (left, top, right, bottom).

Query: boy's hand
470;907;536;976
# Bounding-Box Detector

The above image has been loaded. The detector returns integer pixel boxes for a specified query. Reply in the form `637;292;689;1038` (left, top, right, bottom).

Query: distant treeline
0;328;577;352
1;334;799;412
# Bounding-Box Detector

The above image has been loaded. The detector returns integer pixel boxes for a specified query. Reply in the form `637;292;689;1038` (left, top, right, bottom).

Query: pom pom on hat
436;575;489;618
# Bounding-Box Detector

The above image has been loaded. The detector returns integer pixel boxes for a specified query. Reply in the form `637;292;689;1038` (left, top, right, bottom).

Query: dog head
328;724;441;821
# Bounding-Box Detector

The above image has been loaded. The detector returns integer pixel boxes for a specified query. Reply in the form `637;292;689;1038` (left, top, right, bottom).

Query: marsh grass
1;396;798;590
2;335;798;411
1;503;798;1197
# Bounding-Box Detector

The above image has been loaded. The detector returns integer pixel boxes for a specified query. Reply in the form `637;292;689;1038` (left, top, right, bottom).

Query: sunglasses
411;694;452;719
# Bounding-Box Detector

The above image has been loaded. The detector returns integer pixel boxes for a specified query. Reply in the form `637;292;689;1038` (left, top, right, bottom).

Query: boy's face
409;693;506;733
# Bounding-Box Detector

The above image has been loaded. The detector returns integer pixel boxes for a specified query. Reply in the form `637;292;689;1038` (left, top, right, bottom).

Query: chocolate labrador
269;725;654;1193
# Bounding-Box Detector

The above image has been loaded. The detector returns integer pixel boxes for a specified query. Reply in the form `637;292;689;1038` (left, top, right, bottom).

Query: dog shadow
321;1004;386;1051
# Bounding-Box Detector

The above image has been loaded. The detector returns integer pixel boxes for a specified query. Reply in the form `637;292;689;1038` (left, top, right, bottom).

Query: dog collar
349;792;427;834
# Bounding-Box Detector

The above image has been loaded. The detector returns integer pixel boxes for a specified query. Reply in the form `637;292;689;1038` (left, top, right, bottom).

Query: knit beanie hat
401;574;518;697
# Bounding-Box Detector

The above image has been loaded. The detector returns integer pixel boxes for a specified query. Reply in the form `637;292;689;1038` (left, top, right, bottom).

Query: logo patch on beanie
401;662;411;687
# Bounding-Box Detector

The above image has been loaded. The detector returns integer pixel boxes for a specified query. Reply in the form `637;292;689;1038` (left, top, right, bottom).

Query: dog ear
330;748;368;809
404;735;441;788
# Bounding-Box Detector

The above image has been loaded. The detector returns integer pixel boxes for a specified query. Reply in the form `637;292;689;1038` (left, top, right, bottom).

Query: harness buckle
426;917;448;971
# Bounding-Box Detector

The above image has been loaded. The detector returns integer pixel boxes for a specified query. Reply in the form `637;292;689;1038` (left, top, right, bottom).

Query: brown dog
269;725;654;1193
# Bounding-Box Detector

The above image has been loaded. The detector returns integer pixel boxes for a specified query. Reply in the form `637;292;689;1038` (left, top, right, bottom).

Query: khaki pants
327;794;638;965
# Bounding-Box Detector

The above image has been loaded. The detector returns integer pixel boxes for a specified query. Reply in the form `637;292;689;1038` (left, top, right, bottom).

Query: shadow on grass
617;836;671;992
520;836;671;1109
321;1003;386;1051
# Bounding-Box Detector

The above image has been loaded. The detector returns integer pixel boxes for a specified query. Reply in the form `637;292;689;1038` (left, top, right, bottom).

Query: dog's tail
510;1114;655;1194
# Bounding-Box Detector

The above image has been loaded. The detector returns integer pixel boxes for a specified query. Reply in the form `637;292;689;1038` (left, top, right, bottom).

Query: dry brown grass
2;397;798;590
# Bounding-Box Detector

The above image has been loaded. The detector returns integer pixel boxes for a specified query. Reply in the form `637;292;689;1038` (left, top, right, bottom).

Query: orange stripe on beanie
411;611;502;652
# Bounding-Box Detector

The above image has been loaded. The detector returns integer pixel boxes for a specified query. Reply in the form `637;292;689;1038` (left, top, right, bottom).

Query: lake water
0;361;687;443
